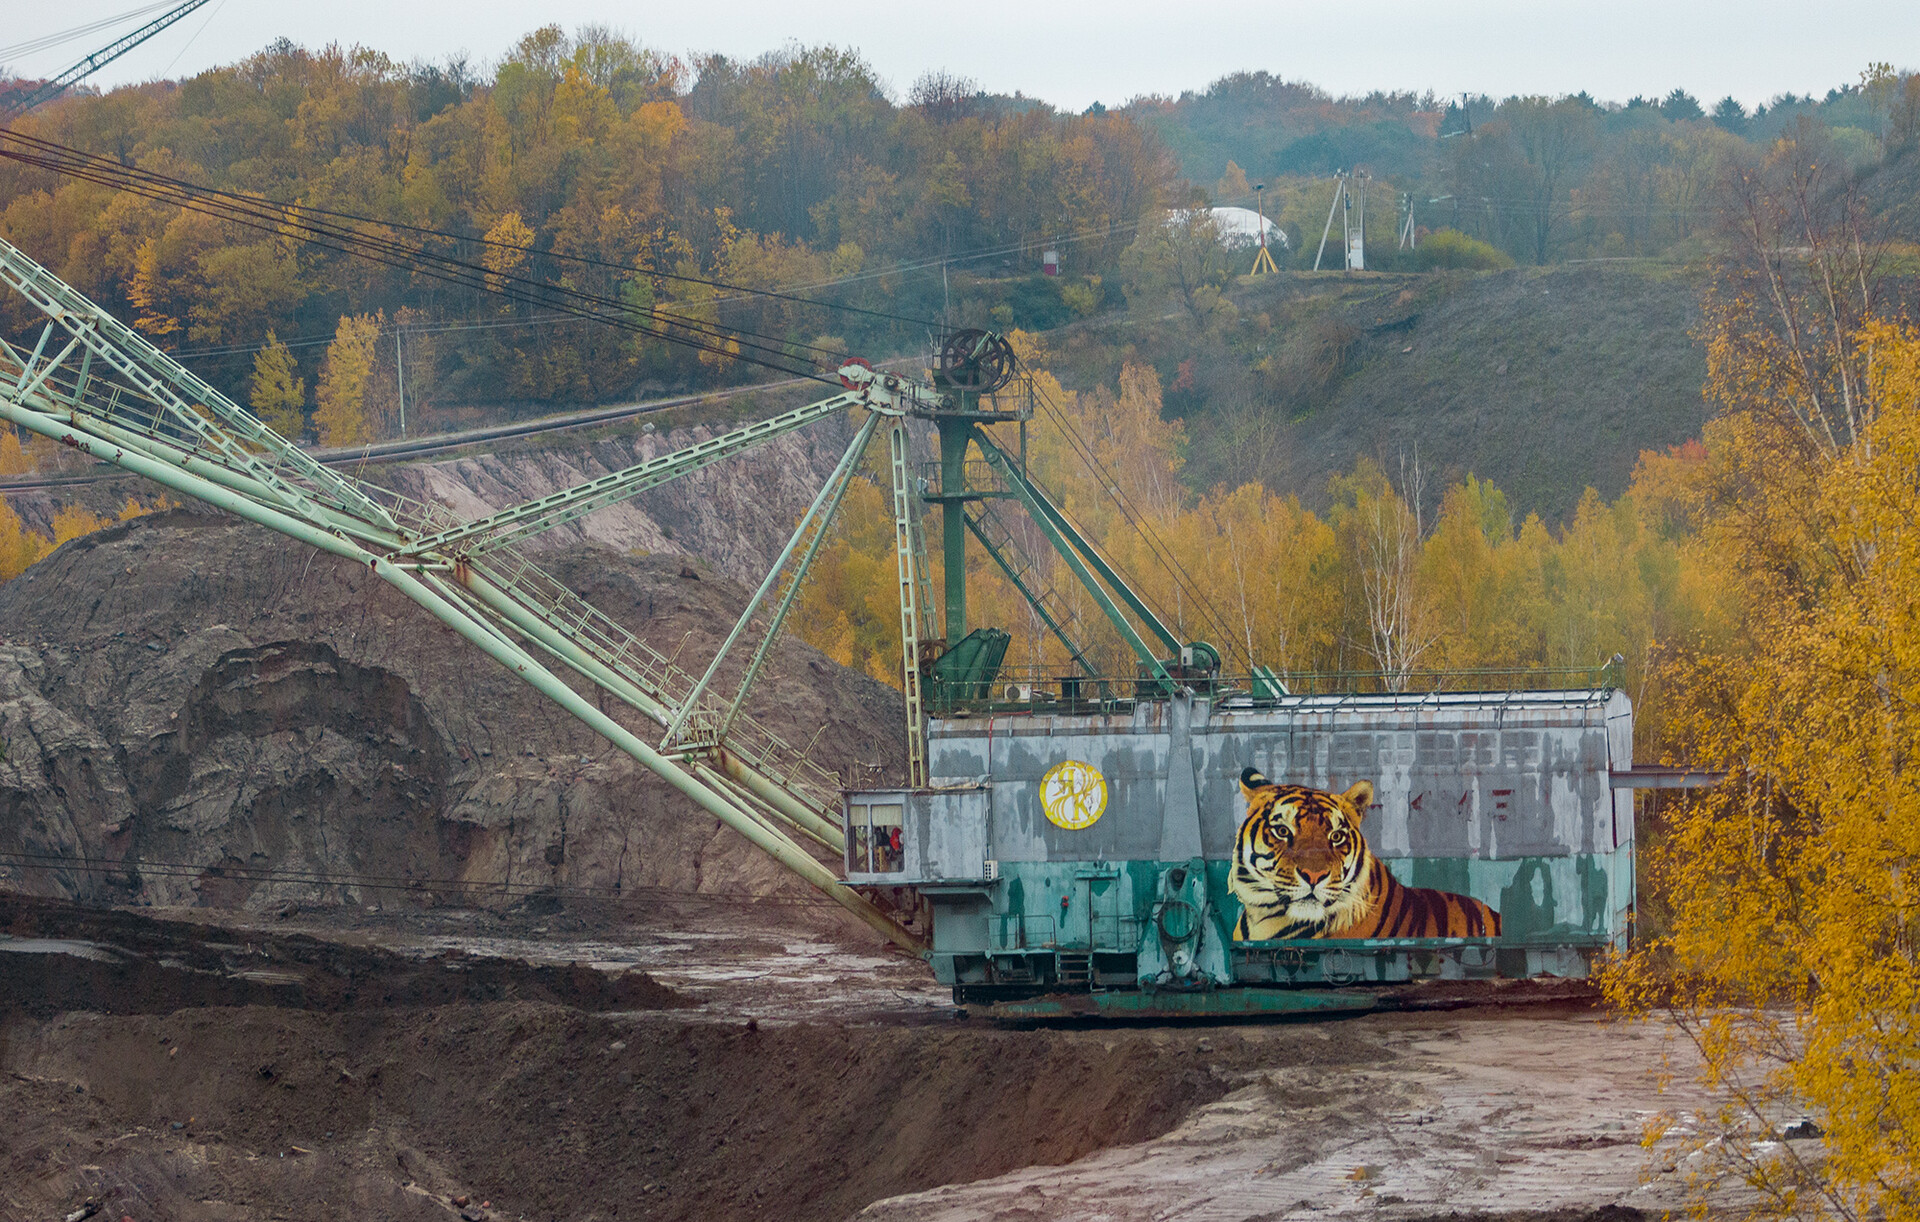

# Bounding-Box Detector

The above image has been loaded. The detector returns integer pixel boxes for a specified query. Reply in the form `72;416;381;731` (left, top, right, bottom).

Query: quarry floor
1;896;1739;1222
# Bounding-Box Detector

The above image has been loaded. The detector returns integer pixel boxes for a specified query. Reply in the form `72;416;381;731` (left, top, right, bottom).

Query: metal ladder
1057;952;1093;990
887;420;929;787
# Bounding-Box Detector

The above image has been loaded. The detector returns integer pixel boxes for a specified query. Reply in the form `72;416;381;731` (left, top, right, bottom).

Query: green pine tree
249;331;306;441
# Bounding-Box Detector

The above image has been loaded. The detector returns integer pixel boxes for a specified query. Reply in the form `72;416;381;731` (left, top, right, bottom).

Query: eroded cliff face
377;411;864;583
0;511;905;911
3;407;863;584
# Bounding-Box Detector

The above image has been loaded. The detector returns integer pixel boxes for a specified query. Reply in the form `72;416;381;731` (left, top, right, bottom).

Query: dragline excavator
0;226;1649;1020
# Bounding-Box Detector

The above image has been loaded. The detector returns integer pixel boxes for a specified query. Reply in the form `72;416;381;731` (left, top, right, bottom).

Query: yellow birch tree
313;313;383;447
248;331;306;440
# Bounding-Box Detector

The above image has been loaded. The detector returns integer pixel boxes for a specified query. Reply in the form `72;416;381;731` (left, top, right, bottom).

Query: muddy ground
1;893;1737;1222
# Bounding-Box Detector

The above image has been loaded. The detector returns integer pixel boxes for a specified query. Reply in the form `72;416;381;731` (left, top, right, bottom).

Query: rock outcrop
0;511;905;911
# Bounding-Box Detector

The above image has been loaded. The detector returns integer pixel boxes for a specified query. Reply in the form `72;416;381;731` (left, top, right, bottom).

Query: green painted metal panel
939;854;1628;958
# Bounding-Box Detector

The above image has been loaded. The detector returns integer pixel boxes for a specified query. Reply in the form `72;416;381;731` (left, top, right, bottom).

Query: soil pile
0;510;905;913
380;404;866;584
1;999;1293;1222
0;894;691;1018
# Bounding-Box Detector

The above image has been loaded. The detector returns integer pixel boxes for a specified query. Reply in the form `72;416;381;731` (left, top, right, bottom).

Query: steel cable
1028;381;1241;659
0;134;845;380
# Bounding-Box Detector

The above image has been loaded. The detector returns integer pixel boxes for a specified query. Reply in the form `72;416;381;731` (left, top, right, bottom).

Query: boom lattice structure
0;2;214;118
0;234;944;945
0;235;1206;954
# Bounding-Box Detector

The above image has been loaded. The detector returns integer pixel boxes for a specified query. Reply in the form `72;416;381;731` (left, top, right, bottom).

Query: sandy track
861;1011;1718;1221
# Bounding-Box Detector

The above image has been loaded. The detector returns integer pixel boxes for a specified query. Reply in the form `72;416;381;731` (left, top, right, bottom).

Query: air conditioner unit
1001;682;1034;702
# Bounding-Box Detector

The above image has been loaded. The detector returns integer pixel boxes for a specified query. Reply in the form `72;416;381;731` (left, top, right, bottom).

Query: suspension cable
1029;380;1241;657
0;128;935;330
0;133;847;380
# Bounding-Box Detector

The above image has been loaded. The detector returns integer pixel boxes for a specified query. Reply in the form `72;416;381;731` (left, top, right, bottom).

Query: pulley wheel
936;329;1016;394
837;356;874;389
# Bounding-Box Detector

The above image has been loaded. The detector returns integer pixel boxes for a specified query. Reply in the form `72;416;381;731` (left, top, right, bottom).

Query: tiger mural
1228;768;1501;941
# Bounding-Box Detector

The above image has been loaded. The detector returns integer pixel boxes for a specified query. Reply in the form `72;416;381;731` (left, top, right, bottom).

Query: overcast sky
6;1;1918;113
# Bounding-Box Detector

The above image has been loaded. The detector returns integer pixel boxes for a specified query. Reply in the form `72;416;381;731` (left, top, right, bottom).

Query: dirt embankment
1;896;1694;1222
376;404;866;584
0;510;905;915
3;978;1271;1222
0;893;691;1019
0;396;862;583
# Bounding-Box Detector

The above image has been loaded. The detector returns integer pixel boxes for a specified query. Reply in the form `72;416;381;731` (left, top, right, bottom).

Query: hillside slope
4;265;1706;543
1273;265;1707;519
1051;264;1708;523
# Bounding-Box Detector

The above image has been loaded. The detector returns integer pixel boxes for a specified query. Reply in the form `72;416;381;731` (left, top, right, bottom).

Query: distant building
1166;207;1289;251
1206;206;1289;250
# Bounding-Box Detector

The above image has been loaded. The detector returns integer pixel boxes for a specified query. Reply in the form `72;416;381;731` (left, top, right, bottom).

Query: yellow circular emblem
1041;760;1107;830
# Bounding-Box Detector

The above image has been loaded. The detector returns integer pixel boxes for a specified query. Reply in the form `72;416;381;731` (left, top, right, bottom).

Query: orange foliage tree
1601;130;1920;1220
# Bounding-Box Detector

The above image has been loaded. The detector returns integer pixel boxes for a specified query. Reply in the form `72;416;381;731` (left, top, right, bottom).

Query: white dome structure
1207;206;1288;250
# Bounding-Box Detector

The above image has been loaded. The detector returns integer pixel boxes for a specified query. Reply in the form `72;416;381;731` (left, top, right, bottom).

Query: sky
4;0;1919;113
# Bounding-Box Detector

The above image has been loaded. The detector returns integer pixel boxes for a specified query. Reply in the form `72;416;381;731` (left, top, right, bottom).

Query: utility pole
1314;172;1348;272
1348;172;1366;271
395;327;407;439
1250;181;1279;275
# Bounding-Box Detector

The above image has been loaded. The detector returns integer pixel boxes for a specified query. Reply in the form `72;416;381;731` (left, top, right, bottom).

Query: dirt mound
1405;1211;1646;1222
1;999;1299;1222
0;510;905;915
0;893;691;1019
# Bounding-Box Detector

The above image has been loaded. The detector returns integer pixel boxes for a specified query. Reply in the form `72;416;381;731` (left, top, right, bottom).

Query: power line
0;1;211;118
0;132;840;370
0;128;936;332
1028;380;1241;658
167;209;1170;362
0;4;176;62
0;131;842;382
169;310;602;358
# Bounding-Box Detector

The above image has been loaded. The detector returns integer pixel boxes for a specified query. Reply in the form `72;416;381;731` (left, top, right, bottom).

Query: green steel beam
937;415;971;642
889;419;930;786
6;381;407;551
976;431;1181;655
962;507;1099;676
0;235;928;943
973;433;1178;691
713;750;844;850
450;562;845;852
716;411;883;742
0;1;211;117
0;236;394;528
0;387;904;946
686;757;840;857
395;391;864;556
664;411;882;746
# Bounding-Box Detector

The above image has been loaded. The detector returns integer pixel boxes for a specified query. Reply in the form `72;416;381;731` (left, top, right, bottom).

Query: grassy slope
1043;262;1707;524
1276;264;1707;521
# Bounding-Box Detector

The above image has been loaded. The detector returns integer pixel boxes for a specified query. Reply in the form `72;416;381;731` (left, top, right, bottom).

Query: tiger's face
1229;770;1377;934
